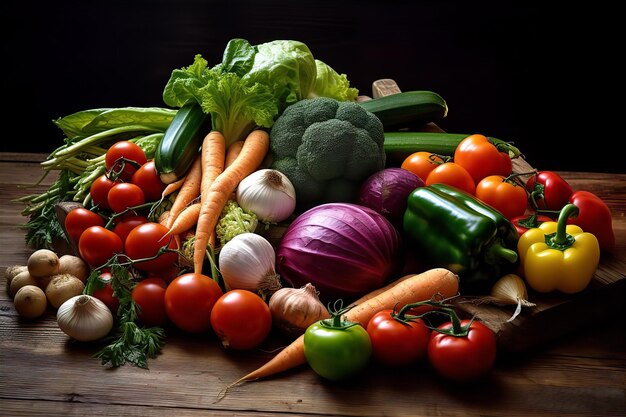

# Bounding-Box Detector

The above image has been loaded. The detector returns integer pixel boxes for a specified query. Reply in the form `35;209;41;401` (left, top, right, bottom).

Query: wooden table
1;152;625;417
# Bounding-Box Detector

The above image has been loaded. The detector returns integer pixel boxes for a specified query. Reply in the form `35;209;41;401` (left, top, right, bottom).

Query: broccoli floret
215;199;258;246
269;97;385;209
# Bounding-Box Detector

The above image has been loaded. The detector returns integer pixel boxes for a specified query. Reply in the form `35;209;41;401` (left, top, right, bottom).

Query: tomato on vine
132;277;168;327
366;307;431;366
90;174;118;210
304;306;372;381
107;183;146;213
475;175;528;219
124;222;178;273
131;161;167;202
64;207;105;244
78;226;123;267
401;152;445;182
105;141;147;181
91;269;119;314
454;134;512;183
426;162;476;195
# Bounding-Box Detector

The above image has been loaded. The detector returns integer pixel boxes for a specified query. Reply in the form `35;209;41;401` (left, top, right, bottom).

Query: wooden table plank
1;154;625;417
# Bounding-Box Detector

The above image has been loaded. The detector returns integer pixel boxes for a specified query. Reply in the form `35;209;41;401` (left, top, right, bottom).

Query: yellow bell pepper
518;204;600;294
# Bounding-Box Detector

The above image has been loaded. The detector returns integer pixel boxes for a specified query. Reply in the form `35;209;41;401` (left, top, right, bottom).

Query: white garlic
487;274;536;322
236;169;296;223
218;232;282;298
56;295;114;342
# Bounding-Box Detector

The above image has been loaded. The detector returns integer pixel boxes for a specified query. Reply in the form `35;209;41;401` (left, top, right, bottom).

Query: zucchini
359;91;448;129
154;102;210;184
384;131;521;165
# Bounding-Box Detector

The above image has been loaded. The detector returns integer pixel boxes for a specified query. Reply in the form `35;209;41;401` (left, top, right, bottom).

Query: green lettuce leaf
309;59;359;102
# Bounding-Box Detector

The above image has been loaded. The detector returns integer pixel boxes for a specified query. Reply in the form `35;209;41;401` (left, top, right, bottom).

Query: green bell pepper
403;183;519;293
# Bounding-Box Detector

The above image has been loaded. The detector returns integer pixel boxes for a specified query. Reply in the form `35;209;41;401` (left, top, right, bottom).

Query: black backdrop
2;0;621;173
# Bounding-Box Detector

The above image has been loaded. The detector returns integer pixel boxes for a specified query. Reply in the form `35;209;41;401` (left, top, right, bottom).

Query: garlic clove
236;169;296;223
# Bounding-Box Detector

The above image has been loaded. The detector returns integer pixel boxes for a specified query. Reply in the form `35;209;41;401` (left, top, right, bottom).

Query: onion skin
358;167;424;223
276;203;401;303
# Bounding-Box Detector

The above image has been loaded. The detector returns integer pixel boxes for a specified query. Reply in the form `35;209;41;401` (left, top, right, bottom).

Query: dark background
2;0;621;173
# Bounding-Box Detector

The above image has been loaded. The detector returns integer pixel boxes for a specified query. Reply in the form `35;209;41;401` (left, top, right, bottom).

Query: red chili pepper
568;190;615;252
526;171;573;211
511;213;553;237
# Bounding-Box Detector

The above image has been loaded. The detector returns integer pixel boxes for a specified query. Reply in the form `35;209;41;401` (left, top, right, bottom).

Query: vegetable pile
6;37;617;386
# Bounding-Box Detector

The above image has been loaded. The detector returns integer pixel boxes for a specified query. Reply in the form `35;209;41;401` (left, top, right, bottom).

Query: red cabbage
276;203;401;303
358;167;424;223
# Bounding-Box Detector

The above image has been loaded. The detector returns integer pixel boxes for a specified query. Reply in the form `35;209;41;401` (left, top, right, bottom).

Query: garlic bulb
236;169;296;223
269;283;331;337
218;233;282;298
56;295;114;342
488;274;536;322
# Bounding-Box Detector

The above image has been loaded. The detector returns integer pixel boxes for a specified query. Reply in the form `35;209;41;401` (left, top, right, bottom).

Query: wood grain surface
1;155;625;417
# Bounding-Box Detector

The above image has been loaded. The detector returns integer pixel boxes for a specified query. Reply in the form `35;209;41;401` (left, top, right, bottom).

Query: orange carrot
225;140;245;168
165;154;202;230
161;175;186;200
201;131;226;197
230;268;459;385
167;202;201;236
193;129;270;273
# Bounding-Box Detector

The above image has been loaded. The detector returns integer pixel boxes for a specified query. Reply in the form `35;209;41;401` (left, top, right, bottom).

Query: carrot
161;175;186;200
200;131;226;197
193;129;270;274
229;268;459;386
225;140;245;168
167;202;201;236
165;153;202;230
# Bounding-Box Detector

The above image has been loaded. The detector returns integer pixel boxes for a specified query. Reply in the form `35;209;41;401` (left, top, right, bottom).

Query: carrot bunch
162;129;269;274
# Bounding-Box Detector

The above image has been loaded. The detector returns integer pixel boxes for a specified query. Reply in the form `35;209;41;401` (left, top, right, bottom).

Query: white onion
236;169;296;223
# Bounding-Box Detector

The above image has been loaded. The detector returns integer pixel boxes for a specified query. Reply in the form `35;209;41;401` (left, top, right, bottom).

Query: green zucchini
154;102;210;184
384;131;521;165
359;91;448;129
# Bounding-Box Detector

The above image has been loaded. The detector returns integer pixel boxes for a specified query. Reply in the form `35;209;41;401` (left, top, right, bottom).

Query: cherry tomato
78;226;123;267
112;215;148;245
366;309;431;366
64;207;105;244
132;277;167;327
124;222;178;273
92;269;119;314
475;175;528;219
304;316;372;381
131;161;167;202
510;214;553;236
107;183;145;213
428;319;497;382
210;290;272;350
454;134;512;184
526;171;573;211
400;152;444;182
105;141;147;181
426;162;476;195
164;273;223;333
90;174;118;210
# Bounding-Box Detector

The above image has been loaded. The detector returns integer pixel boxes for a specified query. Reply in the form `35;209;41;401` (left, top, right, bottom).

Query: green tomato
303;317;372;381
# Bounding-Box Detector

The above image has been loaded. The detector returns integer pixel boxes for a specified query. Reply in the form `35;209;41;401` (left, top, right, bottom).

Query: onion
276;203;401;303
358;167;424;223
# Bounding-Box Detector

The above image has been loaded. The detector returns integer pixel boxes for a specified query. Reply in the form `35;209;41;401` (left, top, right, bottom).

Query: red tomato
426;162;476;195
131;161;167;202
475;175;529;219
428;320;497;382
164;273;223;333
105;141;147;181
366;309;431;366
132;277;167;327
454;134;512;183
107;183;145;213
78;226;123;267
210;290;272;350
92;270;119;314
526;171;573;211
400;152;444;182
90;174;118;210
112;215;148;245
64;207;105;244
124;222;178;273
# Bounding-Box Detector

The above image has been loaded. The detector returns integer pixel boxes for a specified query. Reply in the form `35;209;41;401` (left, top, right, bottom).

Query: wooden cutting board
370;79;626;353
